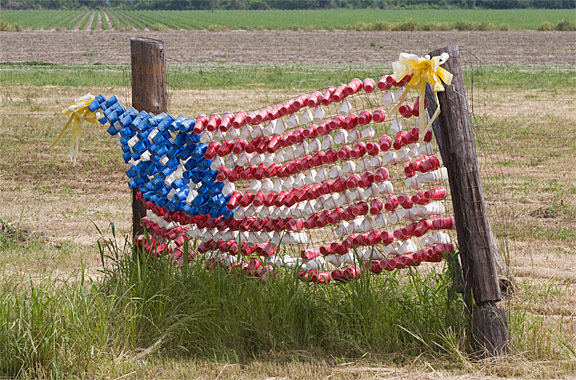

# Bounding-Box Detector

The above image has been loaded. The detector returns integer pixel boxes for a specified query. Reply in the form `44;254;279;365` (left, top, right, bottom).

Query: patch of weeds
538;21;555;31
496;160;515;167
150;23;169;31
206;24;230;32
0;20;22;31
535;228;576;242
82;51;98;57
393;19;418;31
555;19;575;31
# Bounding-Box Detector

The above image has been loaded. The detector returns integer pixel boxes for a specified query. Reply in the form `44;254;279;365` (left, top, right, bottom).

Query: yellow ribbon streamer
50;94;99;165
390;53;453;133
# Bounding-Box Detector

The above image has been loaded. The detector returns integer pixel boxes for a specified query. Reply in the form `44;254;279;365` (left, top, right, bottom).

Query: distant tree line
2;0;574;10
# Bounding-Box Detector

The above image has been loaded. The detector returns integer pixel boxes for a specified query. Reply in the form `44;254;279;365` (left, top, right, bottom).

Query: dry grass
0;79;575;378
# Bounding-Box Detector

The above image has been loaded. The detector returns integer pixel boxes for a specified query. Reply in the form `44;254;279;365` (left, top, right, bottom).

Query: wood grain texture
130;37;167;238
427;45;509;356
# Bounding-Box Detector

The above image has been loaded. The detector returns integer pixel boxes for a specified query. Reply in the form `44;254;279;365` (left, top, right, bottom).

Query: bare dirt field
1;30;575;65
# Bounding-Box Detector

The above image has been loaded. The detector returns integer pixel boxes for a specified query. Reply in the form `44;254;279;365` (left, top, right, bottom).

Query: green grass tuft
0;226;469;377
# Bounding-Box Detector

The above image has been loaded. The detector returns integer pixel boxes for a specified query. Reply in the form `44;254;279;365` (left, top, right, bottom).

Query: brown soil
1;30;574;65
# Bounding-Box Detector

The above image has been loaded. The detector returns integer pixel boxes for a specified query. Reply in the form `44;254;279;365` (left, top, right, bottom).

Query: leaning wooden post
130;37;167;238
426;45;509;356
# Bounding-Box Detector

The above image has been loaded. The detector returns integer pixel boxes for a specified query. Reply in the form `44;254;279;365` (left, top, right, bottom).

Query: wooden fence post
426;45;509;356
130;37;167;238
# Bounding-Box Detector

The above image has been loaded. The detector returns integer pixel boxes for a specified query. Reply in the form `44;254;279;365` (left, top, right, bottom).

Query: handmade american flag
62;53;455;284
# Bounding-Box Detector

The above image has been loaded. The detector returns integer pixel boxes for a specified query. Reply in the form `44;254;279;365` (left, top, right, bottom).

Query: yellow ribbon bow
50;94;99;165
391;52;453;133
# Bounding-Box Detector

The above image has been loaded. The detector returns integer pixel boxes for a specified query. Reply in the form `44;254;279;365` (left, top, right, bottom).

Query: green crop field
1;9;574;31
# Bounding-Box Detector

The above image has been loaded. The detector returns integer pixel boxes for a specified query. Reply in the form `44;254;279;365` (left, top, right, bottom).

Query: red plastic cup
263;164;277;178
329;115;345;131
267;135;281;153
397;195;413;209
366;230;381;245
374;167;389;182
254;109;267;124
301;248;321;261
366;260;382;274
412;97;429;117
267;105;280;121
411;190;428;205
280;101;293;116
252;190;265;207
401;222;417;238
244;138;259;154
350;142;366;159
318;181;333;196
302;124;317;138
346;174;361;190
321;86;336;106
245;111;256;125
288;128;304;145
219;112;233;132
369;199;383;215
398;104;413;118
418;156;440;173
206;113;222;132
380;231;394;245
413;220;429;237
377;75;391;91
404;165;415;178
379;135;392;151
346;78;362;95
362;77;376;93
331;178;347;193
337;146;352;160
241;165;255;180
217;140;233;157
239;191;254;207
431;217;454;230
366;142;380;156
358;172;374;188
332;84;348;102
315;212;329;228
307;91;323;108
335;242;348;255
322;149;338;164
298;94;309;110
425;186;447;201
342;114;358;130
303;214;316;229
193;114;208;134
327;208;343;224
204;142;220;160
402;127;420;146
261;218;274;232
232;139;247;154
226;167;239;182
256;137;270;154
354;202;369;216
372;109;386;123
393;131;407;150
237;218;253;232
357;110;372;125
263;193;277;207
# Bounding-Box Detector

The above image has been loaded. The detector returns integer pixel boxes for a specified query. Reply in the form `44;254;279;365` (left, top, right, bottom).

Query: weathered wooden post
130;37;168;237
426;45;509;356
